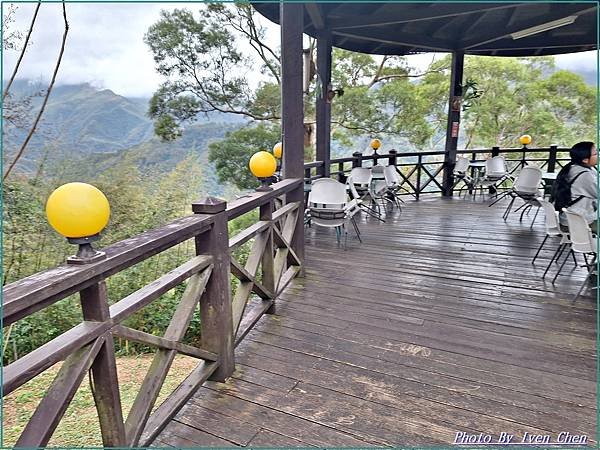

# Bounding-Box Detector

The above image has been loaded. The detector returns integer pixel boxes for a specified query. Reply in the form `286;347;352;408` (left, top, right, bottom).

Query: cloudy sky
3;3;597;98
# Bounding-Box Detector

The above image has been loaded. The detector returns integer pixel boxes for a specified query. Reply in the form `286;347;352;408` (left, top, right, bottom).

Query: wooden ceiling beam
462;5;597;50
333;30;450;52
304;3;325;30
330;4;520;30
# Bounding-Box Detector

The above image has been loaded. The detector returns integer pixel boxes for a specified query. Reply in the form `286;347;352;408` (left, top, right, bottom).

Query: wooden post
521;144;528;167
280;3;305;274
260;200;275;314
192;197;234;381
548;145;558;172
352;151;363;168
316;35;332;178
416;154;423;201
388;149;397;167
442;51;464;197
80;282;126;447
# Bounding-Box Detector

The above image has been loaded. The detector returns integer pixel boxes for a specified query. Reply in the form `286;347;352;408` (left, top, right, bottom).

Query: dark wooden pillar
316;35;332;177
442;51;464;197
280;3;305;272
548;145;558;172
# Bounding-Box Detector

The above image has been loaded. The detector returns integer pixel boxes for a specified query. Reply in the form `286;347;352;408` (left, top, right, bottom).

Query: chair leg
532;234;549;265
502;197;516;220
351;217;362;243
488;191;509;207
543;243;565;278
530;206;540;229
555;243;568;264
571;250;578;267
552;246;572;283
573;275;591;302
519;204;531;222
343;224;348;250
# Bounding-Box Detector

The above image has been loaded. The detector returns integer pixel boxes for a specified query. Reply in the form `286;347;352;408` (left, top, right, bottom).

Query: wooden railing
2;178;303;448
303;146;569;200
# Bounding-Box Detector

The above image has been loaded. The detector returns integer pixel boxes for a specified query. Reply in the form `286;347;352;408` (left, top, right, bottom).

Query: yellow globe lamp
272;142;283;159
249;151;277;191
519;134;532;146
370;138;382;153
46;182;110;264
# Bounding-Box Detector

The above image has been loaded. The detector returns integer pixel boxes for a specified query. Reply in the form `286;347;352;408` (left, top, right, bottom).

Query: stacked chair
306;178;362;249
383;165;405;209
349;167;385;221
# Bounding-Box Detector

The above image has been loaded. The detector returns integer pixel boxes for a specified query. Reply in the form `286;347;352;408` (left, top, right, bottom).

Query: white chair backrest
537;198;561;235
308;178;347;207
514;166;542;193
350;167;372;185
454;157;470;174
346;175;360;199
564;210;596;253
372;165;385;175
383;165;400;186
486;156;507;176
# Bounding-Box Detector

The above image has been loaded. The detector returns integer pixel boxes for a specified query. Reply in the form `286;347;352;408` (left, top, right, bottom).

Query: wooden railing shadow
2;178;303;448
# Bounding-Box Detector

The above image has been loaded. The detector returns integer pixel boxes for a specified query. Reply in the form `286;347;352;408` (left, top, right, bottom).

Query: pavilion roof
253;2;597;56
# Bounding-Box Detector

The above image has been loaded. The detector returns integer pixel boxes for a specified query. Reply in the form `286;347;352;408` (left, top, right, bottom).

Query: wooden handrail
2;177;305;448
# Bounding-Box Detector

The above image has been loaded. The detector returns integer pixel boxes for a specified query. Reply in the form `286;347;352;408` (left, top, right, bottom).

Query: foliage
418;55;596;149
144;6;274;141
208;123;281;190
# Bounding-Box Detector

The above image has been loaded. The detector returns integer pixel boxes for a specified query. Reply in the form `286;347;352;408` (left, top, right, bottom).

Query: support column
442;51;464;197
316;35;332;177
192;197;234;381
280;3;305;272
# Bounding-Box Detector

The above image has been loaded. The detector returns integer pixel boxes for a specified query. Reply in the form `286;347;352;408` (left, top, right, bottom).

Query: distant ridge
3;80;245;177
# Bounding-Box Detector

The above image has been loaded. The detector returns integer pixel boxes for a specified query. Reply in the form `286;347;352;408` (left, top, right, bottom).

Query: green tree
418;55;596;149
145;5;445;150
208;123;281;190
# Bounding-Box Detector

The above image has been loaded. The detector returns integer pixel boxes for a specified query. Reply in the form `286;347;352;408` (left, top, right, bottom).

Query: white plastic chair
370;165;391;209
349;167;385;221
480;156;511;198
383;165;404;209
452;157;474;196
556;210;597;300
533;199;562;263
533;198;576;280
501;166;543;222
307;178;361;248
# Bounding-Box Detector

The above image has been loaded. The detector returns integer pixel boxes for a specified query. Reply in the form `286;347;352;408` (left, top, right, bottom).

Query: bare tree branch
4;2;69;180
3;1;42;100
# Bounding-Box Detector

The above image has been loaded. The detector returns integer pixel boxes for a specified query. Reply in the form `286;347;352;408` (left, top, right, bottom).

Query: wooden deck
154;196;597;447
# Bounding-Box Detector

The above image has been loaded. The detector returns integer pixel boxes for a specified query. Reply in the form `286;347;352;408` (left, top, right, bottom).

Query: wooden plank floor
155;196;597;447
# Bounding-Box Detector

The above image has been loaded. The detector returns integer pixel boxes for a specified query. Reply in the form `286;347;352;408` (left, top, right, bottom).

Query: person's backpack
550;168;586;211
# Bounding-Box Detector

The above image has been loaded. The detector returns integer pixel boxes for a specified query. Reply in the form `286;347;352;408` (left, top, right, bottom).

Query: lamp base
66;235;106;265
67;250;106;265
255;178;273;192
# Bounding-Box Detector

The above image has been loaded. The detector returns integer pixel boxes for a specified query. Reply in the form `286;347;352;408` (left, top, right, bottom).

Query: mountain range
3;80;245;186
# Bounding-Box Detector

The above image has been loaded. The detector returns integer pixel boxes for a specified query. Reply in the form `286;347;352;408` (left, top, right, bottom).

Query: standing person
553;141;598;232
